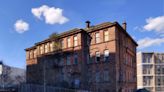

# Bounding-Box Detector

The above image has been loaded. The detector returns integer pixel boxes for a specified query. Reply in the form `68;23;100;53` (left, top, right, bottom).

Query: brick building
25;21;137;92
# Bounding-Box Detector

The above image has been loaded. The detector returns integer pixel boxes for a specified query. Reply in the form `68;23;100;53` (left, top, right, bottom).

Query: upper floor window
104;31;109;41
96;51;100;63
95;32;100;43
147;56;152;63
66;55;71;65
156;65;161;74
104;50;109;62
74;35;78;46
61;39;64;49
143;54;152;63
26;51;30;59
143;65;153;74
74;53;78;64
30;51;33;59
34;49;37;58
158;55;163;60
45;44;48;53
40;45;44;54
67;37;71;48
50;42;53;52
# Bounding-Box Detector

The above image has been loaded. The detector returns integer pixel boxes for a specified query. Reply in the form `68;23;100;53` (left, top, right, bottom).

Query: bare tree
0;62;25;87
2;66;14;87
15;74;26;84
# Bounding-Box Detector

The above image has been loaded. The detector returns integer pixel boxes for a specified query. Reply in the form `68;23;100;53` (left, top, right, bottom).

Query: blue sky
0;0;163;68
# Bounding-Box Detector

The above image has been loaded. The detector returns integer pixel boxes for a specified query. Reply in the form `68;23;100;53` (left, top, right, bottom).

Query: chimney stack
85;21;91;28
122;21;127;31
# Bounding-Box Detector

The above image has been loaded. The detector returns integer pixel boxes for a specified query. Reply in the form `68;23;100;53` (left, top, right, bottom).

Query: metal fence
18;84;89;92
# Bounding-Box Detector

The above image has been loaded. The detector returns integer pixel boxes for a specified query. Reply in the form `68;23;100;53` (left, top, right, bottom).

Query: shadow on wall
26;48;116;91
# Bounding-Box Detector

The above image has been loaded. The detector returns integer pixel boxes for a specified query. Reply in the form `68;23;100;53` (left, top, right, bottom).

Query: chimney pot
122;21;127;31
85;21;91;28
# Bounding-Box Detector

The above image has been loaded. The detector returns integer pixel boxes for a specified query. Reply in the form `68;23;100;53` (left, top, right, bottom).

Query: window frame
66;55;71;65
40;45;44;54
95;71;100;82
74;35;78;46
104;30;109;42
34;49;37;58
60;39;64;49
29;51;33;59
26;51;30;59
95;32;100;43
67;37;71;48
45;43;48;53
103;70;109;81
74;53;78;64
95;51;100;63
50;42;54;52
104;50;109;62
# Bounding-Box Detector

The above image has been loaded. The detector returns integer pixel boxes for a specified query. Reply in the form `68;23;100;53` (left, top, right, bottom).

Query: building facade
25;21;137;92
137;52;164;92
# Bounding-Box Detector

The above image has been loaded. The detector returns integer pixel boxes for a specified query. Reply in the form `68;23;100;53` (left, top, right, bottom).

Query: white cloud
31;5;69;25
14;20;29;33
143;16;164;33
137;37;164;49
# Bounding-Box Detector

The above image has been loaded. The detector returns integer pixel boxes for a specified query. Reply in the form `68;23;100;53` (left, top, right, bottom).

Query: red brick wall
26;23;137;92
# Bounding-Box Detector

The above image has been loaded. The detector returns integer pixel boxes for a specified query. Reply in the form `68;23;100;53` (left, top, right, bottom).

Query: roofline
25;46;36;51
35;28;84;46
85;21;138;46
137;52;164;54
25;21;138;51
85;22;116;33
114;22;138;46
25;29;85;51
